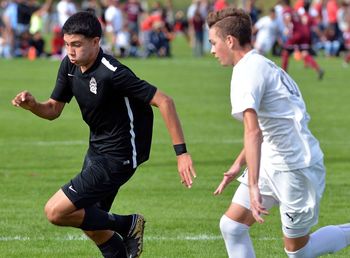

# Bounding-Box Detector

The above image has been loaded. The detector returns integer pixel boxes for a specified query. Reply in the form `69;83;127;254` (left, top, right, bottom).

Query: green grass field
1;36;350;258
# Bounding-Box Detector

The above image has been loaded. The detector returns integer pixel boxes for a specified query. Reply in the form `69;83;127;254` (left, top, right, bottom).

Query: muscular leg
219;179;279;258
284;235;310;252
284;225;350;258
44;189;128;257
44;189;84;227
225;202;256;226
45;153;138;257
44;189;114;244
220;203;257;258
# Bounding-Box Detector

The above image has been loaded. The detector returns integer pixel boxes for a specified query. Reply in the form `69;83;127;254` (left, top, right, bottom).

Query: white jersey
254;16;278;54
105;5;123;33
230;50;323;171
57;0;77;27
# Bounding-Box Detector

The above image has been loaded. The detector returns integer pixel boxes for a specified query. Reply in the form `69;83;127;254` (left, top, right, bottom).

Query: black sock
98;233;127;258
80;206;134;237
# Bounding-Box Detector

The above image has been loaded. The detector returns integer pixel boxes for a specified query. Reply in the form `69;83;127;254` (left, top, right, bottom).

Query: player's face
209;27;233;66
64;34;99;69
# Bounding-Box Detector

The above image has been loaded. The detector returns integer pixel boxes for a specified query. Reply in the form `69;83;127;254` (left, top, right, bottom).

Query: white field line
0;234;279;242
0;139;243;146
0;139;347;146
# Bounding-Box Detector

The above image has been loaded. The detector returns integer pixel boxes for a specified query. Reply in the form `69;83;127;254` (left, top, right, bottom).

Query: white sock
285;225;350;258
311;225;349;256
219;215;256;258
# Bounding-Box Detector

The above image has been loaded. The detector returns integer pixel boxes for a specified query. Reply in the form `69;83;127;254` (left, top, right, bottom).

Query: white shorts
232;159;325;236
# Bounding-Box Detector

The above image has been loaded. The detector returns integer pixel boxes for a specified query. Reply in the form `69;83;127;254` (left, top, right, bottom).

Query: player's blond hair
207;7;252;47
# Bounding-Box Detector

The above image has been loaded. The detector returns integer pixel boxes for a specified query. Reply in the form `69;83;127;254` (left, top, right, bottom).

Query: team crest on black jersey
89;77;97;94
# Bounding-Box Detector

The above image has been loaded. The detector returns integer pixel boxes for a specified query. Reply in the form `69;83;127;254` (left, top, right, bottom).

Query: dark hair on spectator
62;11;102;38
206;8;252;46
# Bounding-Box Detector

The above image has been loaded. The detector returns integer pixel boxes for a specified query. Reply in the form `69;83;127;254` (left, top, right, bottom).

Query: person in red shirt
327;0;339;25
123;0;144;35
51;26;64;58
281;1;324;80
294;0;304;11
214;0;228;11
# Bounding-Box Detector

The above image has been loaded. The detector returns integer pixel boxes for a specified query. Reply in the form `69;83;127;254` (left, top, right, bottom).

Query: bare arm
12;91;65;120
213;148;246;195
34;0;53;16
243;108;268;223
150;89;196;188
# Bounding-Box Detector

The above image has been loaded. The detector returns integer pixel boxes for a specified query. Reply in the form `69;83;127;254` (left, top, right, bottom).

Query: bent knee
219;215;230;234
219;215;249;236
44;202;64;225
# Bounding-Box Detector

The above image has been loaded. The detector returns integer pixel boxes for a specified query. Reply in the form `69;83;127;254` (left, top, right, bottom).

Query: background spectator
56;0;77;28
1;0;18;58
190;6;204;56
174;10;189;42
318;24;342;56
146;20;170;57
281;0;324;79
213;0;228;11
253;7;279;55
104;0;123;54
51;25;64;58
123;0;144;35
115;23;131;57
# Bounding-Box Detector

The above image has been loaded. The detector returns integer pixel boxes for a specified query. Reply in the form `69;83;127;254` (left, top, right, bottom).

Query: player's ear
92;37;100;46
226;35;236;49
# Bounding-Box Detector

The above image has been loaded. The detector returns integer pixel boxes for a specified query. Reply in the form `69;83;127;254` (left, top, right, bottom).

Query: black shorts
62;148;136;211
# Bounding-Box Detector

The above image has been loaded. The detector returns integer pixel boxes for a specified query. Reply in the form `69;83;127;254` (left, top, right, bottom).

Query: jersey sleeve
254;16;265;30
50;57;74;103
230;61;266;121
112;64;157;103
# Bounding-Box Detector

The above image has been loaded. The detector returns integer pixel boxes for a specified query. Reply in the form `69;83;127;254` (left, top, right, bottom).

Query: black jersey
51;49;157;168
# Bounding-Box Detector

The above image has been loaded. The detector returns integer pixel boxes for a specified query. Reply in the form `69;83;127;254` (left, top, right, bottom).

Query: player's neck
232;45;253;66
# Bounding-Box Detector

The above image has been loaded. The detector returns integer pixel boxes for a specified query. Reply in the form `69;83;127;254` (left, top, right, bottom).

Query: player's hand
249;185;268;223
177;153;196;188
12;91;36;110
213;171;237;195
214;164;241;195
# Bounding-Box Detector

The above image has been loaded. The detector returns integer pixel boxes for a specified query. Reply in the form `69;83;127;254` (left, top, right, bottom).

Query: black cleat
124;214;145;258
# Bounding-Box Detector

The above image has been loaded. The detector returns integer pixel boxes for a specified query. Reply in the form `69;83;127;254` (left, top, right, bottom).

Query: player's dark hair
62;11;102;38
207;7;252;47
